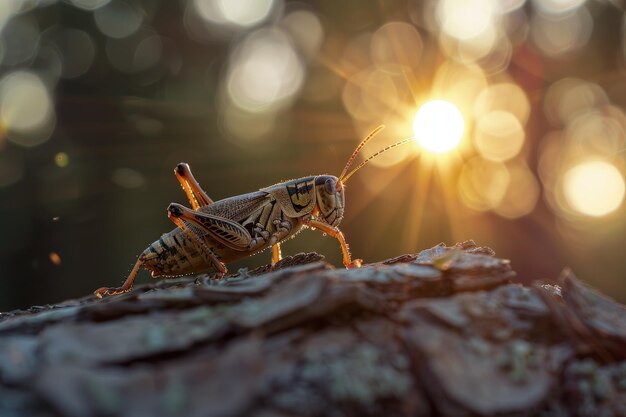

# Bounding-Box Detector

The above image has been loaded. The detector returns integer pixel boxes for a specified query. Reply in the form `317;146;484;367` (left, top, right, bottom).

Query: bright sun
413;100;465;153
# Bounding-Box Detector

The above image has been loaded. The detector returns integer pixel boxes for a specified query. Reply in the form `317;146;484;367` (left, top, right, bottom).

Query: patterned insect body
142;175;343;279
95;125;413;298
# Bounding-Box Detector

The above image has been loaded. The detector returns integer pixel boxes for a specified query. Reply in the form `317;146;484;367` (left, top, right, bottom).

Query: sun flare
413;100;465;153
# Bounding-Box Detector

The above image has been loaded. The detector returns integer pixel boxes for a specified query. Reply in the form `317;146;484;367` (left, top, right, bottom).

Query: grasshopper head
314;175;345;227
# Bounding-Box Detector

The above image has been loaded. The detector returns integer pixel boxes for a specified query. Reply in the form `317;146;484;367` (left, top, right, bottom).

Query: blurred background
0;0;625;311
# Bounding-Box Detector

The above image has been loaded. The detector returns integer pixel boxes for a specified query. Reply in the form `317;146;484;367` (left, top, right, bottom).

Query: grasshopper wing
170;204;252;251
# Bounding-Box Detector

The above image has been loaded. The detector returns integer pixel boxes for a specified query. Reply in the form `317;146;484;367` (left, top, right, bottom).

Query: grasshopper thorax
314;175;345;227
261;175;345;226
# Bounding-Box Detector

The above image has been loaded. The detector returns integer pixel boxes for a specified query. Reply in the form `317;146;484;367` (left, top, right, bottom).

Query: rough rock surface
1;241;625;417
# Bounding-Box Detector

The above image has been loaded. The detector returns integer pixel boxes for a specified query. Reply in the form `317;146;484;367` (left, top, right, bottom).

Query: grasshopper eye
325;178;335;194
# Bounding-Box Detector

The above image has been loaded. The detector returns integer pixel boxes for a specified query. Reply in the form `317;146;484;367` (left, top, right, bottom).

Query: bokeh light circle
432;62;487;112
544;79;608;127
530;6;592;56
193;0;276;29
438;0;494;40
281;10;324;58
0;71;53;134
342;69;398;122
226;28;304;112
563;160;625;217
1;16;40;66
54;152;69;168
458;157;510;211
370;22;423;74
413;100;464;153
94;0;143;39
474;110;525;162
219;0;274;27
69;0;111;10
531;0;587;16
494;161;540;219
474;82;530;124
48;28;97;79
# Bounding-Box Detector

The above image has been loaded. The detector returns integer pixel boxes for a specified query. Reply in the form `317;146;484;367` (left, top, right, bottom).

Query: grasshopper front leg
303;218;362;269
271;244;282;266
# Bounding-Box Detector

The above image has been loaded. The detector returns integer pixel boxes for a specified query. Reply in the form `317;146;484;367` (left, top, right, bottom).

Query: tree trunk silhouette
1;241;625;417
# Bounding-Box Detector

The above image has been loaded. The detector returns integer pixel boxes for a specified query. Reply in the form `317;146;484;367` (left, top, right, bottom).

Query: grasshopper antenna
338;125;386;180
341;137;416;184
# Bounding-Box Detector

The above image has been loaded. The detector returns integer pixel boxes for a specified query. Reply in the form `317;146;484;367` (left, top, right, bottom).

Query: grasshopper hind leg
175;163;213;210
167;204;227;278
94;256;144;298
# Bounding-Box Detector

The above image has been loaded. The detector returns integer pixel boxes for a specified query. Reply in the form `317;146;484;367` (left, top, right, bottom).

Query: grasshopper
94;126;413;297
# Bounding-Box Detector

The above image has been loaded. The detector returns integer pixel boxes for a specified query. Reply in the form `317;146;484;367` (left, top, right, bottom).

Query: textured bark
1;241;625;417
